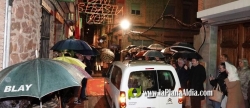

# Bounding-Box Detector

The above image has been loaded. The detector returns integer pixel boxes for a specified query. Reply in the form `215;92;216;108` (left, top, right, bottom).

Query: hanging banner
78;0;123;24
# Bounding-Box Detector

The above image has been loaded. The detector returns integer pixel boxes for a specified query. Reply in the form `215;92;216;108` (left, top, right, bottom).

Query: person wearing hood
237;58;250;107
224;62;245;108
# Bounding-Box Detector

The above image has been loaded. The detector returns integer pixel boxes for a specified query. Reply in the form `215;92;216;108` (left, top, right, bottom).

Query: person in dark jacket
74;53;89;103
176;58;189;108
189;57;206;108
83;55;93;75
176;58;189;88
209;62;228;108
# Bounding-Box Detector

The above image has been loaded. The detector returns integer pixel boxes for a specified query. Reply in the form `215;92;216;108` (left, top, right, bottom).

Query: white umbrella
148;44;164;50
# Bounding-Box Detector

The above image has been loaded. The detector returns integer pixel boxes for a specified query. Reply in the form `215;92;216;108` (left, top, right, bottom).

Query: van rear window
128;70;175;91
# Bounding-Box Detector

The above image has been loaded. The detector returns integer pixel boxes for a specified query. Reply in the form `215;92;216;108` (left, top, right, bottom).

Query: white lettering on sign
4;84;33;92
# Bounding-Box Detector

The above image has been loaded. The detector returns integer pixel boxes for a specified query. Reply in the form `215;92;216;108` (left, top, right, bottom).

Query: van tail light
178;88;183;104
119;91;126;108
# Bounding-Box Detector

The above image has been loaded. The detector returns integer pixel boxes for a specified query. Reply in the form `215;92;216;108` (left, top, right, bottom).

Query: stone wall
0;1;6;70
9;0;42;65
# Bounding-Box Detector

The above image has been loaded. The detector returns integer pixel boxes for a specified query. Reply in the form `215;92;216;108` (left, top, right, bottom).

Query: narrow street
67;72;110;108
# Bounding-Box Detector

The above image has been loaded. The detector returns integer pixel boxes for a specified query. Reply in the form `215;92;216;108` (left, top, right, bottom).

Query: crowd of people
170;54;250;108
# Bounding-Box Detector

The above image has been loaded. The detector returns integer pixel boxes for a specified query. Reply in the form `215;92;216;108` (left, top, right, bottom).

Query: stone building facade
0;1;6;69
108;0;200;49
9;0;42;65
0;0;75;70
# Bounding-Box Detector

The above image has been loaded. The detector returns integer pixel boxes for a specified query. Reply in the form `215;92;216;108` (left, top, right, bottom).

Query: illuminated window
131;3;140;15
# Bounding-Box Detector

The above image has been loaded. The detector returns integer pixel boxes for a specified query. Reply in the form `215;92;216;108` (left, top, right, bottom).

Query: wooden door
242;22;250;63
217;21;250;66
217;24;240;66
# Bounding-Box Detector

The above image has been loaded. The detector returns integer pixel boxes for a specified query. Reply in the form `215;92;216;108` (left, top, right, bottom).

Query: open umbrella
53;56;86;69
73;65;92;78
74;46;100;56
172;51;203;60
148;44;164;50
143;50;165;58
0;58;84;100
125;45;137;49
51;39;92;51
170;42;196;52
161;47;176;54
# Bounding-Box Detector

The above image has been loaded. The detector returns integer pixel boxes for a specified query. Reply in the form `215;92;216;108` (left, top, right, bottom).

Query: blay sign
4;84;33;92
78;0;123;24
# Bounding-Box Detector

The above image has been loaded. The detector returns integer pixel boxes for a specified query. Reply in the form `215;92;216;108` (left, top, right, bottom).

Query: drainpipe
3;0;13;69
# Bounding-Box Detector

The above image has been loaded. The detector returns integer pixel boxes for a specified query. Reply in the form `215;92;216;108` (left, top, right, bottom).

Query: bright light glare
120;19;130;30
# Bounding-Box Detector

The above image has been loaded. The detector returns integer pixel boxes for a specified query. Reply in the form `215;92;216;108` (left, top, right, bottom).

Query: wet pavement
66;72;109;108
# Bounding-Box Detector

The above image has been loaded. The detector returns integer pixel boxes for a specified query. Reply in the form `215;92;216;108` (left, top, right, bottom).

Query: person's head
238;58;249;68
220;54;228;62
53;52;59;58
177;58;185;67
219;62;226;72
85;55;92;60
155;57;160;60
75;53;84;60
170;59;176;68
64;53;71;57
191;58;199;66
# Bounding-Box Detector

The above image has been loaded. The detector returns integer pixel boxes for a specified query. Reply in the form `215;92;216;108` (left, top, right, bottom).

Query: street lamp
120;19;131;30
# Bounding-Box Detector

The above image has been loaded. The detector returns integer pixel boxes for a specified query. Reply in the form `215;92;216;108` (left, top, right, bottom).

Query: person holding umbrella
74;53;91;104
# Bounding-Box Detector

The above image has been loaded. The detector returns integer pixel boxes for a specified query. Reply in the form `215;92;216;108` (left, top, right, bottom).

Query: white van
104;60;182;108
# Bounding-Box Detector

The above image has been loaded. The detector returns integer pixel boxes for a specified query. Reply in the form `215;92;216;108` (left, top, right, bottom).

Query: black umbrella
170;42;196;52
172;51;202;60
74;46;100;56
51;39;92;51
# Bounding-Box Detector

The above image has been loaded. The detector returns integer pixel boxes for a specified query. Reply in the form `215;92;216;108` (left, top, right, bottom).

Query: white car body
104;60;182;108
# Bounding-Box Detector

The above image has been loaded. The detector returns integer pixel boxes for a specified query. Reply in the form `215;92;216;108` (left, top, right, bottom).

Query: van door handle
147;97;156;98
